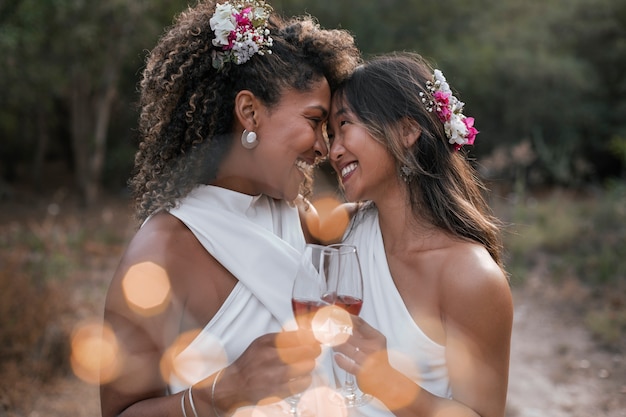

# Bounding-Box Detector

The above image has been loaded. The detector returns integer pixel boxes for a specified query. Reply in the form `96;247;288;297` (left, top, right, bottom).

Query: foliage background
0;0;625;415
1;0;625;202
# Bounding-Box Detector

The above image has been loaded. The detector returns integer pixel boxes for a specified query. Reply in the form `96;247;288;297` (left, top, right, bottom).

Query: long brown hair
336;52;505;269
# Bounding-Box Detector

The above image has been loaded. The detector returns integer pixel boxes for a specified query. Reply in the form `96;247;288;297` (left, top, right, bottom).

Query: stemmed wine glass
327;244;372;407
288;244;337;416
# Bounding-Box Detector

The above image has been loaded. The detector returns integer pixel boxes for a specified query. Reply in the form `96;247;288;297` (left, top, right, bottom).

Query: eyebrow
332;107;348;118
307;105;329;118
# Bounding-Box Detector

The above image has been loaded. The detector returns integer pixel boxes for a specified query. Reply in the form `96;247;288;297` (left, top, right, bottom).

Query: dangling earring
400;165;412;183
241;129;258;149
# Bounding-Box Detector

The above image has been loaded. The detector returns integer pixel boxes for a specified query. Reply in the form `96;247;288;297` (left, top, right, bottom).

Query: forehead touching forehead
269;76;330;113
330;93;366;133
330;90;352;117
264;72;327;109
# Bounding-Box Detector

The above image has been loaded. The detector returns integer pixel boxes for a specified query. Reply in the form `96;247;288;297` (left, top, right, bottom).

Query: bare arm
440;252;513;417
100;213;321;417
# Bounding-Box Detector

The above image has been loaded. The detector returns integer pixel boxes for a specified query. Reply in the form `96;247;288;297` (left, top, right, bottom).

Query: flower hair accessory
209;0;273;70
420;69;478;150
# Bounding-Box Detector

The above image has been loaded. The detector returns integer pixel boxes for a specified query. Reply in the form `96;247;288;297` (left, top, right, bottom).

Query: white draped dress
163;186;450;416
340;206;452;417
164;185;337;415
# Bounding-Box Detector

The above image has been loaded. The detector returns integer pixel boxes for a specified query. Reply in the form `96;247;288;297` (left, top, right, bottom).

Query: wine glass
327;244;372;407
287;244;337;416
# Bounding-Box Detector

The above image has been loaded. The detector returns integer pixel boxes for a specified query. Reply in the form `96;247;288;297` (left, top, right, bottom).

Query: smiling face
240;77;331;201
327;94;403;203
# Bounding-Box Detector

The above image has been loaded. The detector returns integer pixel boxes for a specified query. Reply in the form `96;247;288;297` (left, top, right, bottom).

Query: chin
283;188;300;202
268;185;299;202
342;188;360;203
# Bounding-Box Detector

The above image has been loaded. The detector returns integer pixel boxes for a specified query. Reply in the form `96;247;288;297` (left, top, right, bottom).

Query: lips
340;162;358;180
295;159;313;173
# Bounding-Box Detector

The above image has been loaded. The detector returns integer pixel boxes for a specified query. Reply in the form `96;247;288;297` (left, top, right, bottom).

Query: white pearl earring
241;129;258;149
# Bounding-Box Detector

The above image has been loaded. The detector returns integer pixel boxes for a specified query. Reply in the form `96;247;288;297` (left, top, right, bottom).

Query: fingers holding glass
288;244;336;416
325;244;372;407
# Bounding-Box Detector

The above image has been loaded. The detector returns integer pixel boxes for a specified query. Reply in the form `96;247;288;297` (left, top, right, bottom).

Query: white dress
163;186;449;416
341;206;452;417
165;185;338;415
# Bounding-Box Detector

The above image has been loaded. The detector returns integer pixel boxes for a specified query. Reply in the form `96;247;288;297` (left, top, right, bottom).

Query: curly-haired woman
326;52;513;417
100;1;360;416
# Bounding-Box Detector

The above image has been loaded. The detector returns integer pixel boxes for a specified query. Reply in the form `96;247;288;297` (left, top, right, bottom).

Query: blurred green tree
1;0;624;202
0;0;189;203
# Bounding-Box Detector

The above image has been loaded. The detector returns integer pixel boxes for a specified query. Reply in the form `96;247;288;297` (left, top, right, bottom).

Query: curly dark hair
130;0;361;221
336;52;506;270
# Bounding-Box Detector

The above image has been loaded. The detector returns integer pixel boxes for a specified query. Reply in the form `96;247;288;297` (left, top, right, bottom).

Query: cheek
292;126;317;151
365;142;396;173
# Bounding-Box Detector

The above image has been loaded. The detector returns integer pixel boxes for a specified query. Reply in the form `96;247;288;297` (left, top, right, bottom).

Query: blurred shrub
0;252;70;412
585;307;626;349
498;182;626;348
0;196;132;413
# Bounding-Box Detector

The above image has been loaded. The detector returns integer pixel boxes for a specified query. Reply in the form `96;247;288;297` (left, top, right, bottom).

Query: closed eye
308;116;328;131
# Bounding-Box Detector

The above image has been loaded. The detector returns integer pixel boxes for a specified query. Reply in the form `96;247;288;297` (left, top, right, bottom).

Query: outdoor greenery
495;183;626;349
1;0;625;203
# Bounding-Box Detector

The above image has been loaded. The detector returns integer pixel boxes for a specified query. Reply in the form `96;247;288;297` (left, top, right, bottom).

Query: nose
329;137;343;163
313;129;328;159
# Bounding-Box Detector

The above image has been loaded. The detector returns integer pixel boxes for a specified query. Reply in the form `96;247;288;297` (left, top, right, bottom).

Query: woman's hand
214;330;322;410
332;316;427;412
332;315;394;395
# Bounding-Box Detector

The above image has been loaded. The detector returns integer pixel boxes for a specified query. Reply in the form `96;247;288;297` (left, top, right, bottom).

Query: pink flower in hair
463;117;478;145
420;69;479;150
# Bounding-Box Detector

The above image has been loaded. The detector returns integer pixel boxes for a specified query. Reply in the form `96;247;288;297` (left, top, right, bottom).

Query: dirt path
23;280;625;417
507;284;625;417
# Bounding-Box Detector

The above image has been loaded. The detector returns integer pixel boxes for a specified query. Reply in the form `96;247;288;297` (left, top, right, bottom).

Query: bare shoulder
122;211;196;261
441;243;509;294
106;211;231;319
439;242;513;330
110;212;204;291
106;212;200;310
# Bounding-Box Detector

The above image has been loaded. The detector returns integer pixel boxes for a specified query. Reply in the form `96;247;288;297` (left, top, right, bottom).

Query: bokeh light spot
300;386;347;417
230;401;281;417
307;195;349;243
70;319;120;385
360;350;420;410
122;262;171;316
311;305;352;346
159;328;229;387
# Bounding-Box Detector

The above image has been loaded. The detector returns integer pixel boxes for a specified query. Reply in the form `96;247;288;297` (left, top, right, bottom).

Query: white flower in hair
253;5;271;20
447;113;470;146
433;70;450;93
210;3;236;47
233;39;260;64
209;0;274;70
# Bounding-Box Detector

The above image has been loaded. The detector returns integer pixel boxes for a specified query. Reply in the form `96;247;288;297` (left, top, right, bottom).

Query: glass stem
286;394;300;417
344;373;358;404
